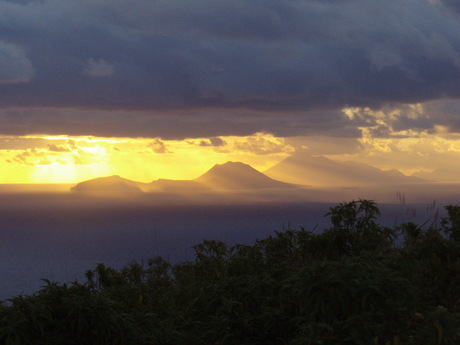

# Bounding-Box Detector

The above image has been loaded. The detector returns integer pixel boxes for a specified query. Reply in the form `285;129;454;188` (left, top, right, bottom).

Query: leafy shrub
1;201;460;344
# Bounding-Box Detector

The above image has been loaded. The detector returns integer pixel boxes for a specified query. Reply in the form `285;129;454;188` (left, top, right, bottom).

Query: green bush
1;200;460;344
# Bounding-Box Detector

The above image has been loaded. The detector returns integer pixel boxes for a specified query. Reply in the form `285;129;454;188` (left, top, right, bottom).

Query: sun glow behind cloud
0;0;460;187
0;133;294;184
330;105;460;180
2;101;460;185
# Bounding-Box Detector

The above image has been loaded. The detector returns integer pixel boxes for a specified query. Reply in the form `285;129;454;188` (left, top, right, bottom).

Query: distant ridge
264;153;426;187
194;161;295;189
413;168;457;183
71;162;295;193
71;175;143;193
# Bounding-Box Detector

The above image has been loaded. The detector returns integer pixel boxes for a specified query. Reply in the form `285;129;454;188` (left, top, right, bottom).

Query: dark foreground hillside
1;200;460;345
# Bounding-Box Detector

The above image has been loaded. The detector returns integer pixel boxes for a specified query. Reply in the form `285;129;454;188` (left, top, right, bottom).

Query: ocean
0;192;449;300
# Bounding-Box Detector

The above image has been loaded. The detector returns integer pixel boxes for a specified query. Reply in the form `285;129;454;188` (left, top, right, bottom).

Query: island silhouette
71;157;426;195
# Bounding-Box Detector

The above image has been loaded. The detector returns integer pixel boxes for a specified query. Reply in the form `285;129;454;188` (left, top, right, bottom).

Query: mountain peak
195;161;293;189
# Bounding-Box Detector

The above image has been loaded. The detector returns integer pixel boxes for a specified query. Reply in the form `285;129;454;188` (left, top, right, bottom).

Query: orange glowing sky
1;111;460;185
0;132;294;183
1;1;460;186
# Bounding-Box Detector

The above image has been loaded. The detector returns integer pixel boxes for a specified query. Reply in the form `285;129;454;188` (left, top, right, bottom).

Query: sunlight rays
1;123;460;184
0;133;293;183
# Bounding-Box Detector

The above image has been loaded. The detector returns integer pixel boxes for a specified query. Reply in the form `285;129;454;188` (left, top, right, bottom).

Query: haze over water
1;168;457;300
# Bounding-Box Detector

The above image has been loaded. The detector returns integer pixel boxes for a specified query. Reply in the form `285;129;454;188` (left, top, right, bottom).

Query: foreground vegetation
1;200;460;345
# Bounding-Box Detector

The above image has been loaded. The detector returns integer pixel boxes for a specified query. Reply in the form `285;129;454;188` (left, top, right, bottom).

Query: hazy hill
264;154;425;187
194;161;295;190
413;168;458;183
71;162;295;193
71;175;144;193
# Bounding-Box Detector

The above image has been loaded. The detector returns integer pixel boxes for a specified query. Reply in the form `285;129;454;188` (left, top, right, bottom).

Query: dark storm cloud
1;0;460;138
422;100;460;133
0;41;34;83
443;0;460;14
0;108;361;139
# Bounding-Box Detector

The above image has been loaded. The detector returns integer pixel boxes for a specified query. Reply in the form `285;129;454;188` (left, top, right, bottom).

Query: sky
1;0;460;183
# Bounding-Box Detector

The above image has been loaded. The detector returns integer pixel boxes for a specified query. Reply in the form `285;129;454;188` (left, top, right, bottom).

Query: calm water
0;193;446;300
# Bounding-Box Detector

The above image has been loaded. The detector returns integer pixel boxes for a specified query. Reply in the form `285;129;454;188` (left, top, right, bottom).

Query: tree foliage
1;200;460;344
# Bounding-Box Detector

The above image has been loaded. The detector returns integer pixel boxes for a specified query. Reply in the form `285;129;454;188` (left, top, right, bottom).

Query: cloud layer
0;0;460;138
0;41;34;84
